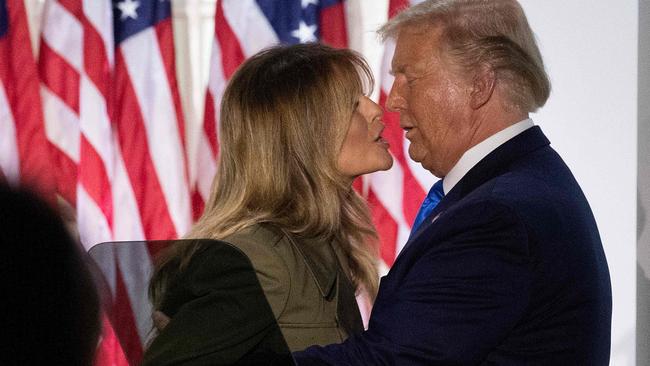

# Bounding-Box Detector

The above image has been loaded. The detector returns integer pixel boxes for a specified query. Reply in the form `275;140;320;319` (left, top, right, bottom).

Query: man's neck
442;118;534;194
466;109;529;152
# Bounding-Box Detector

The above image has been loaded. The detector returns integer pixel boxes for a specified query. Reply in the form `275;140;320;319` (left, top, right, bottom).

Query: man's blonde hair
380;0;550;113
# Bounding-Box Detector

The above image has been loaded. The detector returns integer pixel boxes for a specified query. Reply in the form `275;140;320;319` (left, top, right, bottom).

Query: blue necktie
410;180;445;237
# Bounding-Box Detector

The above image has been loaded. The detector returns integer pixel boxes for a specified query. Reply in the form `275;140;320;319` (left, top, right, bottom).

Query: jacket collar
285;232;338;299
408;126;550;242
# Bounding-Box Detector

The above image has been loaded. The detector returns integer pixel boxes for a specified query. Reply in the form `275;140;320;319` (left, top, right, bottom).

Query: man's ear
469;65;496;109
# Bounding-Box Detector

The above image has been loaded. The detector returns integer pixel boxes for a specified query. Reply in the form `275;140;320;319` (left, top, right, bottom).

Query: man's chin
411;156;440;177
408;153;427;168
407;148;423;164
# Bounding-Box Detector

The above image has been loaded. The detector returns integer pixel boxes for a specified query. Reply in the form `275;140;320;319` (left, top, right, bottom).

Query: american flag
0;0;433;364
0;0;54;197
194;0;431;326
194;0;347;214
366;0;432;270
197;0;431;272
38;0;189;364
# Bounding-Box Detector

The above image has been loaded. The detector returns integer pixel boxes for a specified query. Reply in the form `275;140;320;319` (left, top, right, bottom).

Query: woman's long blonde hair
149;43;379;311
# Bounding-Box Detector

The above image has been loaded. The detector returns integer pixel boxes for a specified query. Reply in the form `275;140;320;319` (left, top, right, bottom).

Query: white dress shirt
442;119;535;194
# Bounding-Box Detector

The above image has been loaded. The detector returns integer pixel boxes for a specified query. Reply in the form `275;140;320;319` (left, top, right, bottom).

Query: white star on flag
301;0;319;8
291;21;317;43
117;0;140;21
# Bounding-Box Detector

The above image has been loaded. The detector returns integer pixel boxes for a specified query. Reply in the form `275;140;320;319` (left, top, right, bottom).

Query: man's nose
386;79;406;113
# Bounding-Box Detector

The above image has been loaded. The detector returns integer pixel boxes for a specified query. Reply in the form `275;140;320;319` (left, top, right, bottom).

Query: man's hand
152;311;171;331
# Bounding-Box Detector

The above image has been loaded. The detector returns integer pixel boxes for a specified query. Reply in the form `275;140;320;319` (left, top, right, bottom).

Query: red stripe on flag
57;0;82;19
114;51;178;245
82;18;112;106
38;41;81;115
94;314;130;366
368;188;399;266
203;91;219;158
49;144;78;205
389;0;411;18
155;19;187;157
112;262;144;365
214;0;245;79
319;2;348;48
191;188;205;221
0;0;55;198
352;177;363;194
155;19;193;225
79;136;113;228
379;92;425;225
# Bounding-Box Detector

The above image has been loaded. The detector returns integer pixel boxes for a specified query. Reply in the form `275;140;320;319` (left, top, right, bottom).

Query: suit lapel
402;127;551;250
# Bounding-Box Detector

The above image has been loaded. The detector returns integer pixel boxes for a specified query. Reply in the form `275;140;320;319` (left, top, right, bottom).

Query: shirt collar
442;119;535;194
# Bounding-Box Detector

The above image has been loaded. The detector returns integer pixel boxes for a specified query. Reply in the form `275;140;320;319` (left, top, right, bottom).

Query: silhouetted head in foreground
0;184;100;365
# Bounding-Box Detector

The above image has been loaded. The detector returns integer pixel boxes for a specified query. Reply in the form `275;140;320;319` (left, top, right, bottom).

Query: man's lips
400;123;414;132
404;127;416;140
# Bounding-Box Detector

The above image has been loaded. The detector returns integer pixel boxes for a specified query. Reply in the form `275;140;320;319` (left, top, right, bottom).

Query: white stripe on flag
78;184;113;249
86;242;153;345
368;160;413;253
380;40;396;93
207;39;226;107
112;134;146;241
79;76;114;178
120;29;192;236
115;242;154;345
41;0;84;72
222;0;279;56
196;133;217;201
41;86;80;162
195;39;226;201
0;81;20;185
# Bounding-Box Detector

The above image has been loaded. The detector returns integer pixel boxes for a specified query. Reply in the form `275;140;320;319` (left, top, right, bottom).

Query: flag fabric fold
0;0;55;198
36;0;191;363
365;0;432;270
193;0;348;215
0;0;434;363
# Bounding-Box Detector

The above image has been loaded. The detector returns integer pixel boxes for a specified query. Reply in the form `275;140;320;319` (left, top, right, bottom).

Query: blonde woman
143;43;392;363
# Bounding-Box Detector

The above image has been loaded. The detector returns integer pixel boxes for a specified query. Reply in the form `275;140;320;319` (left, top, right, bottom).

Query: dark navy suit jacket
294;127;612;365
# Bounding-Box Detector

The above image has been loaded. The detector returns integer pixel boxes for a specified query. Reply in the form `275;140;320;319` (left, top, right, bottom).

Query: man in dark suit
294;0;612;364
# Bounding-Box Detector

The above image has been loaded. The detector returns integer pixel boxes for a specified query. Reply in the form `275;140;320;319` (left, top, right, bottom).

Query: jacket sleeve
294;200;532;365
141;242;290;366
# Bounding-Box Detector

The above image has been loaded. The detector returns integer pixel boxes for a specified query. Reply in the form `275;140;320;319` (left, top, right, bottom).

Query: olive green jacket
223;224;363;351
142;224;363;365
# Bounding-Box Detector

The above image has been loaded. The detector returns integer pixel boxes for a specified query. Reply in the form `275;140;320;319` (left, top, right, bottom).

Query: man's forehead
391;25;443;71
397;22;439;39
